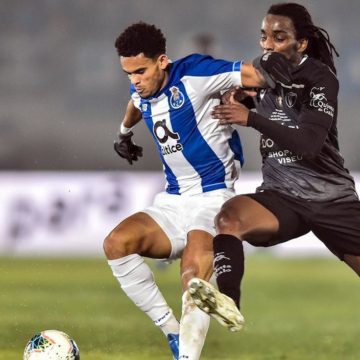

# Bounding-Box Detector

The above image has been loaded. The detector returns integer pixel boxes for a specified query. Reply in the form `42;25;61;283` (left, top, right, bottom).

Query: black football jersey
254;56;357;202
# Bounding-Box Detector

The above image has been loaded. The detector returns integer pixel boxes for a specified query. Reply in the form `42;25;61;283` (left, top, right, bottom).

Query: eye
275;36;286;42
134;69;146;75
273;32;289;43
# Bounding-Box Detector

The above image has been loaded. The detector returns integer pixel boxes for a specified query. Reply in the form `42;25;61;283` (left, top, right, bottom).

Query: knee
215;208;231;232
103;228;134;260
215;206;243;236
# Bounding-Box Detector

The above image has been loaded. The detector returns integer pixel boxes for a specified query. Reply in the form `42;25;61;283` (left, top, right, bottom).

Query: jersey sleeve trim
234;61;243;87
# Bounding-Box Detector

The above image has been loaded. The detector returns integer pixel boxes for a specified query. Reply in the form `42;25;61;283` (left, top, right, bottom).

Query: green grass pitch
0;256;359;360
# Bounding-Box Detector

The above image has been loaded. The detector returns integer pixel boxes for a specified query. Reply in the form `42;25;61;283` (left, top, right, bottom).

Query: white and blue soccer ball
23;330;80;360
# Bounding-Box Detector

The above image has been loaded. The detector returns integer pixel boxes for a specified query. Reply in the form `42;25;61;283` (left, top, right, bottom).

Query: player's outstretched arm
240;63;266;88
241;52;293;89
114;100;143;165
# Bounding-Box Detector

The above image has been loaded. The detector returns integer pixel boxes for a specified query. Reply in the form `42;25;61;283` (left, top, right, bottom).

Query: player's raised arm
113;99;143;165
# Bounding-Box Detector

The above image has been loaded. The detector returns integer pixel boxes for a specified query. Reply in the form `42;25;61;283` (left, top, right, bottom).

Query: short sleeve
180;54;243;95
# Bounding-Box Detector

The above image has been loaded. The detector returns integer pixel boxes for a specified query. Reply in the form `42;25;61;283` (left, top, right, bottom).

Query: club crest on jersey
169;86;185;109
285;92;297;108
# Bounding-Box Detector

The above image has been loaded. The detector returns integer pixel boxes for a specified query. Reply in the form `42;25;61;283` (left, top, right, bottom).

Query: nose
262;38;274;52
129;74;140;85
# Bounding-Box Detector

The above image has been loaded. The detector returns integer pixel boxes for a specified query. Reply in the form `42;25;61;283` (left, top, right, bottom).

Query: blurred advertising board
0;171;358;257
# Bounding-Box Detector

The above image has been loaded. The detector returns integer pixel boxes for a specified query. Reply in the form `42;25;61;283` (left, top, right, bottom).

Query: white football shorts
142;188;235;260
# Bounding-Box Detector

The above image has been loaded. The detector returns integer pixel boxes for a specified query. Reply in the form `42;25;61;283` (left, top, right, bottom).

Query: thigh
186;189;235;237
343;254;360;276
143;192;187;259
311;199;360;259
222;191;310;246
107;211;172;259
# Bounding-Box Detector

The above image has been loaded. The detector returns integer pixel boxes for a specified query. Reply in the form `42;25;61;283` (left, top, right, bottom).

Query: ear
158;54;169;70
297;38;308;54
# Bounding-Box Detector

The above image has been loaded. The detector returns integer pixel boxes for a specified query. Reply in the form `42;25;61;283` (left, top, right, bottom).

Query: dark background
1;0;359;172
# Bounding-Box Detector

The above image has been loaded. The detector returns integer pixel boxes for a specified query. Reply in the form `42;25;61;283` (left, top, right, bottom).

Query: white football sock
179;290;210;360
160;315;180;336
108;254;178;333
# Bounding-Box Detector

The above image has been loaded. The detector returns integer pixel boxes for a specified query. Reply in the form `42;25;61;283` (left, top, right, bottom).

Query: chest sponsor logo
262;138;303;163
268;149;303;164
153;119;183;155
169;86;185;109
309;86;334;117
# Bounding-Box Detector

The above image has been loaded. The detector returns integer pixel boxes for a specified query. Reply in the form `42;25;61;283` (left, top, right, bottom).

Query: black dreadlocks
268;3;339;74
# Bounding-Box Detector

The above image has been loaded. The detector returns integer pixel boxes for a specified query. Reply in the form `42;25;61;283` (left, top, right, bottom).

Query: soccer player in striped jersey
104;22;288;359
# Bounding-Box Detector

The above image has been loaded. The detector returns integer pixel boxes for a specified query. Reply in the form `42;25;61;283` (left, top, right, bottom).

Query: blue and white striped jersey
131;53;244;195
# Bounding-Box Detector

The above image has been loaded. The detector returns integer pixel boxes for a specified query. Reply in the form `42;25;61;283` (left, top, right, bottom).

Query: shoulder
175;53;214;65
172;53;214;73
297;57;339;90
172;53;237;77
297;58;339;118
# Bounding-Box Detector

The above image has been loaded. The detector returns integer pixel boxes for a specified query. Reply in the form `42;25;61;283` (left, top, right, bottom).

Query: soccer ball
23;330;80;360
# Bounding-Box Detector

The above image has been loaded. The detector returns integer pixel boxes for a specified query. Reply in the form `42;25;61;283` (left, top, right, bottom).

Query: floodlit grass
0;256;359;360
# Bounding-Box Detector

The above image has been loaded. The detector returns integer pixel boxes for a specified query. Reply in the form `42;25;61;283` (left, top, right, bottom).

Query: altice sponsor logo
161;143;183;155
153;119;183;156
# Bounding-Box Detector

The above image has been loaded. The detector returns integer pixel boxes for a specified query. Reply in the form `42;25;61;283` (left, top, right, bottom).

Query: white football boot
188;278;245;332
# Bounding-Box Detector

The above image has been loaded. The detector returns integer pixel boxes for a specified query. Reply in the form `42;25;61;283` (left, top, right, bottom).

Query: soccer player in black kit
188;2;360;332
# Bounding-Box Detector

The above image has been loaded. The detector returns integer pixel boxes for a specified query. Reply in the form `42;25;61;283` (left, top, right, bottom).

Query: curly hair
268;3;339;74
115;22;166;58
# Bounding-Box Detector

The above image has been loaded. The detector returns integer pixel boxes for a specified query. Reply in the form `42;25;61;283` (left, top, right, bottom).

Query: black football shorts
245;190;360;260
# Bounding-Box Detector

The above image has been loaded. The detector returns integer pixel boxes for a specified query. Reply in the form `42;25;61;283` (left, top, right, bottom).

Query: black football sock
213;234;244;309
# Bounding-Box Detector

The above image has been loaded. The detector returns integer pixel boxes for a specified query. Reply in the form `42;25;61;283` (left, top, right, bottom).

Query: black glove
253;52;293;89
114;131;143;165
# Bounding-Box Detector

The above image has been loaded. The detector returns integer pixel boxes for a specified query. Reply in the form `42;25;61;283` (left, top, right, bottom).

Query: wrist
247;111;256;127
120;123;133;135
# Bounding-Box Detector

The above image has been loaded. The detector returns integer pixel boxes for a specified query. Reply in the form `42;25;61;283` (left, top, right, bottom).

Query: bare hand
221;87;257;105
212;90;255;126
